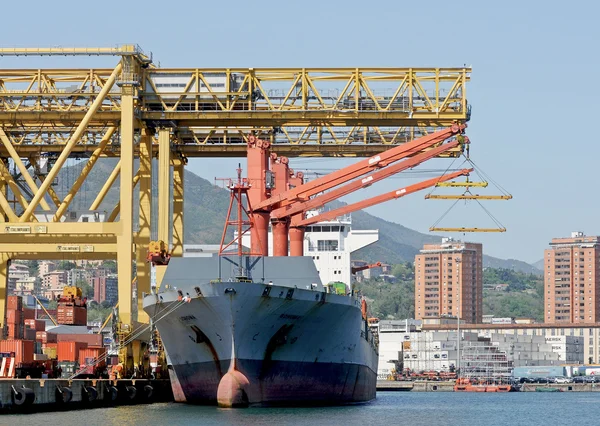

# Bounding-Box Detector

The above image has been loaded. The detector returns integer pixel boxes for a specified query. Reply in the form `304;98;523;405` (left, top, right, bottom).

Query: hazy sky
2;0;598;263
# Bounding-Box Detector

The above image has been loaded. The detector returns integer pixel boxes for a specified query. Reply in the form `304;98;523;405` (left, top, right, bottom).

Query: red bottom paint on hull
172;359;377;406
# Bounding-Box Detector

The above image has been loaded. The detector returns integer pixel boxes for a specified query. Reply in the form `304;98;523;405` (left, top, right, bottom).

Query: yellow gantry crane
0;45;471;370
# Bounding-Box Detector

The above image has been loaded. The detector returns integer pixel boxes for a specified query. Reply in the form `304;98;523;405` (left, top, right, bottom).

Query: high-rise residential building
92;274;119;304
38;261;56;278
415;237;483;324
544;232;600;324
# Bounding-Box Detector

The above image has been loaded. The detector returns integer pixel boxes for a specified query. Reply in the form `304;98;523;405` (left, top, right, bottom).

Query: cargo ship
142;255;378;407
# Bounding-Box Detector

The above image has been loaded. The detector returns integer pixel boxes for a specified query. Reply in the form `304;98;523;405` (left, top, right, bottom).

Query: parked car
554;376;572;384
573;376;586;383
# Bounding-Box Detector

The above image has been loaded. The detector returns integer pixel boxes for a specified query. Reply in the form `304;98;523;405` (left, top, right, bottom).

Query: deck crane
351;262;382;275
296;169;473;228
253;124;467;211
245;126;469;257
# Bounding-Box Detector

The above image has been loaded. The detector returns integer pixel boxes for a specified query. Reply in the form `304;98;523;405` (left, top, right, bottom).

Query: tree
26;260;39;277
48;300;58;310
57;261;77;271
103;260;117;273
75;279;94;299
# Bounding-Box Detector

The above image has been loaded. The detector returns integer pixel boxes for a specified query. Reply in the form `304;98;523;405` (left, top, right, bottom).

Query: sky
1;0;598;264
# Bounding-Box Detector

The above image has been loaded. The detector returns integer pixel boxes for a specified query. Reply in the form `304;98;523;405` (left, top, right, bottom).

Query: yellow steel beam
157;128;171;245
435;181;488;188
116;76;136;326
0;142;463;158
19;63;123;222
429;227;506;233
0;255;8;337
0;128;51;211
107;169;141;222
0;45;145;57
3;242;118;253
54;126;117;221
10;253;117;261
0;67;469;128
425;195;512;200
0;158;33;213
89;160;121;210
172;158;184;257
0;221;120;234
136;128;152;323
0;187;18;221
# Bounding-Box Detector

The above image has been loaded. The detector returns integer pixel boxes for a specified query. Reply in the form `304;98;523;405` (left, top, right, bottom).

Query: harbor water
5;391;600;426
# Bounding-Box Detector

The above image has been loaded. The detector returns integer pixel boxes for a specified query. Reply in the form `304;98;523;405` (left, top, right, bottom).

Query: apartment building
544;232;600;323
415;237;483;324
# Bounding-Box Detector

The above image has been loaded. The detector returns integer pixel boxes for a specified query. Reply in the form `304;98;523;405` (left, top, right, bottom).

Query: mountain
51;159;539;272
532;259;544;270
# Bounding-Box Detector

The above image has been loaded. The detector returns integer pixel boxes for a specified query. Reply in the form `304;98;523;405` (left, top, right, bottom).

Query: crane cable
427;155;508;231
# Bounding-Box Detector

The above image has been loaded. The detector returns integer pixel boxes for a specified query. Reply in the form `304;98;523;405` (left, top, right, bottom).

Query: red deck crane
351;262;382;275
295;169;472;228
253;123;467;211
244;124;468;257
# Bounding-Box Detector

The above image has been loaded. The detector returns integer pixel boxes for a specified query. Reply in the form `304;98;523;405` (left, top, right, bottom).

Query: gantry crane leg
0;254;8;339
158;128;171;246
116;79;136;370
172;159;185;257
136;128;153;324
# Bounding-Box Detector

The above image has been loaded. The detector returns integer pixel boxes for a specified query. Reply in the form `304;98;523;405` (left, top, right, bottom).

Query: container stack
56;286;87;326
6;295;24;339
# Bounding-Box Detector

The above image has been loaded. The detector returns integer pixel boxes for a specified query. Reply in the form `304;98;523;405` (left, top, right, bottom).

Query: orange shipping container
57;306;87;325
25;319;45;331
0;340;34;365
7;295;23;311
36;331;57;344
7;323;24;339
56;333;101;347
6;309;22;325
57;341;87;362
79;347;107;366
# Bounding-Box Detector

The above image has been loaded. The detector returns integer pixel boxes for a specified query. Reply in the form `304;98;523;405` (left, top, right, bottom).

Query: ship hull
173;359;376;405
144;262;378;407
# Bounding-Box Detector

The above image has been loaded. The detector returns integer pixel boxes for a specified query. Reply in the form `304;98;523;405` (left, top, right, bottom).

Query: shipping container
512;366;566;378
36;331;57;344
34;353;49;361
78;347;107;375
22;308;35;320
56;333;101;347
34;341;42;354
6;309;22;325
57;305;87;325
24;328;36;341
0;340;34;365
7;323;24;339
24;319;45;332
7;295;23;311
57;341;87;362
42;346;57;360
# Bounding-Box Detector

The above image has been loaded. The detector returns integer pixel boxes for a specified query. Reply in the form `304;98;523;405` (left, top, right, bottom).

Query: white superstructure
241;211;378;291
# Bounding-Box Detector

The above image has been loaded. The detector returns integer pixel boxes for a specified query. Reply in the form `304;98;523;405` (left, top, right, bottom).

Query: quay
377;380;600;392
377;380;455;392
0;378;173;413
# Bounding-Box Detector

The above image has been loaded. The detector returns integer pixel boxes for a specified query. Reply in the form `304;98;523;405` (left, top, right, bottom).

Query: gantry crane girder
0;47;471;371
0;51;471;157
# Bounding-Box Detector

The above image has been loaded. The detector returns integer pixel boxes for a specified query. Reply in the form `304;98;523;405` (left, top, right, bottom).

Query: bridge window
318;240;338;251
